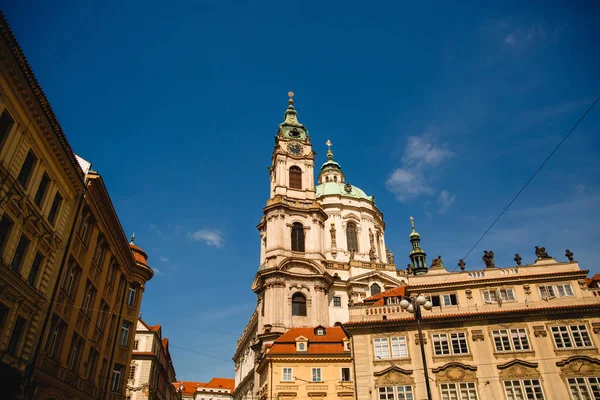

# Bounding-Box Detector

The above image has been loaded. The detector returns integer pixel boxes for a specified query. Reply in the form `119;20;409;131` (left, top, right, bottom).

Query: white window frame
503;379;545;399
442;293;457;306
378;386;414;400
482;288;516;303
492;328;530;352
551;325;593;349
127;284;137;306
340;367;351;382
391;337;409;358
374;337;391;359
311;367;322;382
433;332;469;355
566;376;600;399
440;382;478;400
333;296;342;307
539;283;574;300
111;366;122;392
282;367;293;382
119;321;131;347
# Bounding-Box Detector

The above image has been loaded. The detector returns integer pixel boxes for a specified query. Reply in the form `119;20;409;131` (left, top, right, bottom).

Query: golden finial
326;139;333;160
410;216;415;229
288;91;295;105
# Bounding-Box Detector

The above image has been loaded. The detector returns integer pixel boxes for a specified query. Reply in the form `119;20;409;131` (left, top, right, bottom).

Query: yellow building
0;10;85;395
344;221;600;400
30;167;154;400
256;326;354;400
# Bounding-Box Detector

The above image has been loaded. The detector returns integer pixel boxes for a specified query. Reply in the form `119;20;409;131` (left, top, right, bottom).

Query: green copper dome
315;182;374;202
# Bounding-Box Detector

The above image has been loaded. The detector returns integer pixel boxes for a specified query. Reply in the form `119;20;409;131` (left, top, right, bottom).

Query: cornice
0;12;84;189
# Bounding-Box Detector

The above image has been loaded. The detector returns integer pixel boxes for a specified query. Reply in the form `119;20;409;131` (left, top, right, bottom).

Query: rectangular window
450;332;469;354
483;288;515;303
126;284;137;306
556;284;574;297
97;300;109;330
67;333;84;371
391;337;408;358
45;315;65;359
128;365;136;380
111;365;123;392
503;379;545;400
433;334;450;355
567;377;600;400
333;296;341;307
440;382;478;400
493;329;530;352
0;109;15;150
119;321;132;347
430;295;441;307
10;234;30;273
34;173;51;207
442;293;458;306
0;304;9;334
379;387;395;400
7;316;27;355
282;367;293;382
374;337;391;359
540;284;574;300
17;150;37;188
28;252;44;287
341;367;351;382
107;261;118;286
81;281;96;317
311;367;322;382
133;340;139;350
62;261;80;298
86;348;99;381
551;325;593;349
0;214;14;258
47;192;63;225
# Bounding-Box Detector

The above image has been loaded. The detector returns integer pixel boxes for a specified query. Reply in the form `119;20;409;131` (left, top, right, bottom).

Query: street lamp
177;383;184;400
399;294;433;400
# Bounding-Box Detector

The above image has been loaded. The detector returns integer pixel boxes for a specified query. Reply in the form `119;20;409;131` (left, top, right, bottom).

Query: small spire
130;232;135;244
410;216;415;230
288;91;295;106
326;139;333;160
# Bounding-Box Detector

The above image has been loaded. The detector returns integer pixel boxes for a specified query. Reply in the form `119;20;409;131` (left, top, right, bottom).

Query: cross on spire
326;139;333;160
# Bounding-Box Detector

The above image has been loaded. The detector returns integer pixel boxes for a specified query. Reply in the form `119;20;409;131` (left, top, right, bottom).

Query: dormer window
299;343;305;350
295;336;308;352
314;326;326;336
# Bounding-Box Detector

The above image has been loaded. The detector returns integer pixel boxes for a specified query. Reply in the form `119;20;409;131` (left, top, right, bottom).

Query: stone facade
128;319;178;400
345;256;600;400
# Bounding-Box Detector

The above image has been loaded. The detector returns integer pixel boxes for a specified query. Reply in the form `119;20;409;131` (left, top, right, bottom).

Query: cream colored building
256;326;353;400
174;378;235;400
128;319;178;400
234;94;404;400
344;224;600;400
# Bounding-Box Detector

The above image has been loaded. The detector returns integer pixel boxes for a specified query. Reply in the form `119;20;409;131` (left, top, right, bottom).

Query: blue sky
4;1;599;382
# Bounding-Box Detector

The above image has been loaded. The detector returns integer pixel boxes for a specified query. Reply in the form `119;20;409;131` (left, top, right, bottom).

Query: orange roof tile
173;381;206;396
364;286;406;305
269;327;348;355
130;242;149;265
204;377;235;391
173;378;235;395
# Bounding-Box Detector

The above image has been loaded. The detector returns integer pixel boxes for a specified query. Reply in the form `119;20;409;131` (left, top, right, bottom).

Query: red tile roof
173;381;206;396
586;274;600;288
364;286;407;305
269;327;348;355
204;377;235;391
173;378;235;395
130;242;149;266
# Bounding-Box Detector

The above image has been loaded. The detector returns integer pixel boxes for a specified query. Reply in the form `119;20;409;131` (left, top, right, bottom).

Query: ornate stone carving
465;289;472;299
471;330;484;342
514;253;522;266
533;326;547;337
374;366;414;387
430;255;443;269
387;250;395;264
414;333;427;345
369;247;377;262
349;249;355;261
592;322;600;334
497;360;540;378
535;246;551;260
482;250;495;268
458;259;466;271
432;363;477;382
565;249;574;262
523;284;531;295
556;356;600;376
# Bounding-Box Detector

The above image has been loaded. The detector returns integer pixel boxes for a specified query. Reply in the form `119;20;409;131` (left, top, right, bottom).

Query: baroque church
233;93;412;399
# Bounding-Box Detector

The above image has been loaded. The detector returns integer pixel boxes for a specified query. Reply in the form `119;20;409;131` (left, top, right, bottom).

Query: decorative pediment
294;335;308;342
556;356;600;376
342;213;361;223
374;365;414;387
347;270;404;288
279;259;326;276
432;362;477;382
497;359;540;378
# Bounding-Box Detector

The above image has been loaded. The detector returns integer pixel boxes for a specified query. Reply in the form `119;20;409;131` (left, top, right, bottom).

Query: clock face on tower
287;143;302;156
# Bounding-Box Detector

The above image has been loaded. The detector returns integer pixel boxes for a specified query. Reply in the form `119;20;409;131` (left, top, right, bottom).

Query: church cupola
408;217;428;275
278;91;309;142
317;140;345;184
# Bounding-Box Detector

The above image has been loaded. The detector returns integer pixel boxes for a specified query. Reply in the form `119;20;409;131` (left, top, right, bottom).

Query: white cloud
575;184;586;195
188;229;224;248
386;134;454;204
159;256;169;263
438;190;456;214
153;267;161;275
504;22;548;48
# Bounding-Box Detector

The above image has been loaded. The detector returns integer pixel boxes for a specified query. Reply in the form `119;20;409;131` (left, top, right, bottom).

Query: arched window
370;283;381;296
292;293;307;316
346;223;358;252
289;166;302;189
291;223;305;252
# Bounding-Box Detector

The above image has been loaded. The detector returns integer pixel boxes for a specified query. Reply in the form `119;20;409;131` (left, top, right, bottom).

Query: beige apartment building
0;10;85;395
344;222;600;400
128;319;178;400
31;166;154;400
256;326;353;400
174;378;235;400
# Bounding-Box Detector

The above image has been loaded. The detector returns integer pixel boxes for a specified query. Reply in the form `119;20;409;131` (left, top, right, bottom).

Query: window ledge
373;357;411;365
433;353;473;361
493;350;536;359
